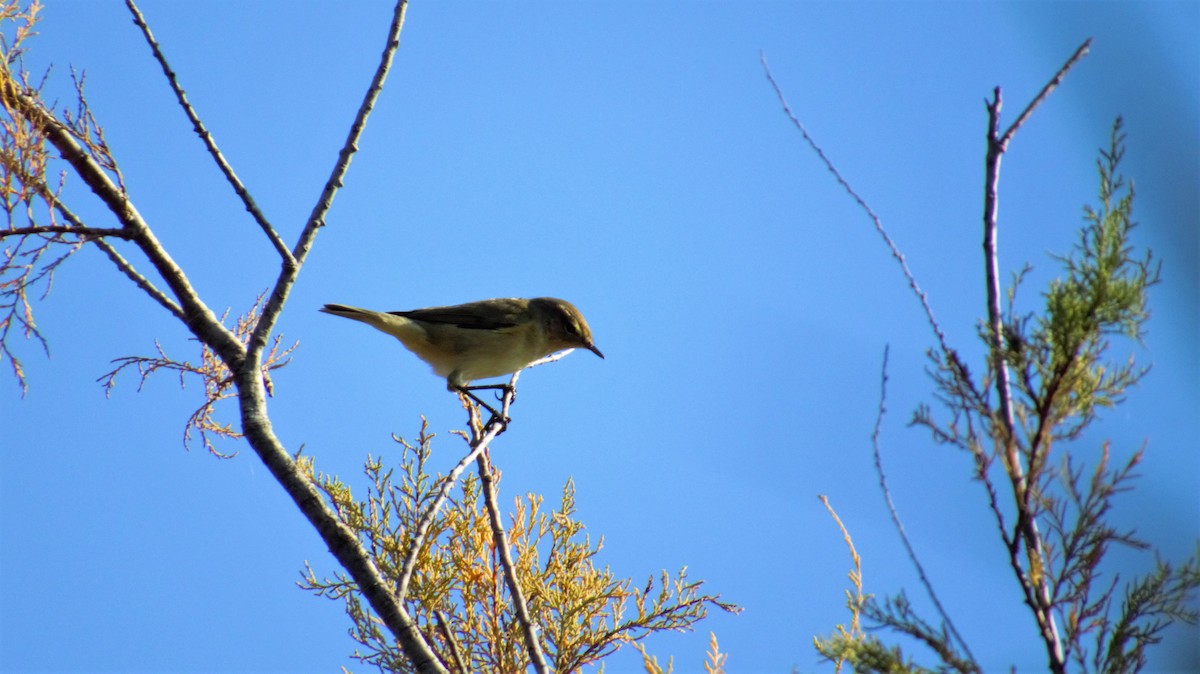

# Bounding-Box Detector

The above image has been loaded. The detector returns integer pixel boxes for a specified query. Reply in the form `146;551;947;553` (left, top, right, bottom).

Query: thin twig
466;363;550;671
396;397;506;601
123;0;294;266
998;40;1092;150
871;345;978;668
478;446;549;674
760;52;953;360
1;224;127;238
434;611;468;674
90;238;184;321
247;0;409;363
397;351;570;669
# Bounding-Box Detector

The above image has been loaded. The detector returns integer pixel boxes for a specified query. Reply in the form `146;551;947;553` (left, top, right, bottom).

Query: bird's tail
319;303;372;319
319;303;417;341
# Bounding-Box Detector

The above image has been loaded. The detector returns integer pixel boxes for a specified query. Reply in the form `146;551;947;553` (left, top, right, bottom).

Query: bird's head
532;297;604;359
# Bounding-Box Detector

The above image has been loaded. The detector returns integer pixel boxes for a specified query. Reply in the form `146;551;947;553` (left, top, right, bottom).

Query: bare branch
396;393;506;601
760;52;954;364
434;611;467;674
998;40;1092;150
123;0;294;266
248;0;409;362
1;223;126;238
871;346;978;669
90;238;184;321
401;364;551;671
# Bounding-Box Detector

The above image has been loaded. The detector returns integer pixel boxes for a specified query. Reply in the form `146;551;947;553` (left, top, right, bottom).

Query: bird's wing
389;298;526;330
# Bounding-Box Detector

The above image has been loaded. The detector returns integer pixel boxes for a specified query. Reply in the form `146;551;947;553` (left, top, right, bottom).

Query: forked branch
981;40;1092;674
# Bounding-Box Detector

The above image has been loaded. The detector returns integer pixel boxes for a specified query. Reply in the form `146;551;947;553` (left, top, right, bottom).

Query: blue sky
2;2;1197;673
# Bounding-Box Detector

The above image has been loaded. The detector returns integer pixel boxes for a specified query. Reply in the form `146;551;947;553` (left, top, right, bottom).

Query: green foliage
814;631;929;674
297;420;738;673
889;119;1198;672
1009;119;1160;448
1092;548;1200;673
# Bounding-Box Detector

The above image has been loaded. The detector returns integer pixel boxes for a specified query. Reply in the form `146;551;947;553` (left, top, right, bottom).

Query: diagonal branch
0;133;182;320
760;52;953;362
478;450;549;674
998;40;1092;150
396;395;506;601
247;0;409;363
871;345;978;669
91;238;184;321
397;350;572;665
0;67;244;365
123;0;294;267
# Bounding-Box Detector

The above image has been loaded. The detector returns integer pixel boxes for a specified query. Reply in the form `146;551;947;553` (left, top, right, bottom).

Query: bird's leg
457;384;513;430
462;383;513;403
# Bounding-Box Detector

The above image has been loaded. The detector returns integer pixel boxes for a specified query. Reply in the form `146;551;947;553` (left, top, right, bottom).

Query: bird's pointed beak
586;343;605;359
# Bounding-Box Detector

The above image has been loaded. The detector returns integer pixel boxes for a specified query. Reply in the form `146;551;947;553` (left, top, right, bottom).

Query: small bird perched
320;297;603;421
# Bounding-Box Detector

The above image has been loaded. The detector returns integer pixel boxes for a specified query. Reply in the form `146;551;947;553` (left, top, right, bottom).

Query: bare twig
467;362;552;671
91;238;184;321
998;40;1092;150
398;352;570;670
1;223;126;238
247;0;409;362
760;52;953;360
123;0;293;266
396;391;507;601
871;346;978;668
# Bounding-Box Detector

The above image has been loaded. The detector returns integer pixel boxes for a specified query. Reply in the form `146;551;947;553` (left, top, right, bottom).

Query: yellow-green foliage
298;420;738;672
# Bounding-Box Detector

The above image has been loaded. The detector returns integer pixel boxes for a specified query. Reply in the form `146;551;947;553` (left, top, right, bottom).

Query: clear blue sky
2;2;1197;672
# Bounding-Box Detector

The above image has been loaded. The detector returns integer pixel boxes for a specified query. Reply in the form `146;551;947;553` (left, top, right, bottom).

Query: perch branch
478;448;548;674
396;390;508;601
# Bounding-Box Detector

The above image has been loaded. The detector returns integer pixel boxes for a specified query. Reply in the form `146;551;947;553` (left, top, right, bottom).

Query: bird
319;297;603;422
